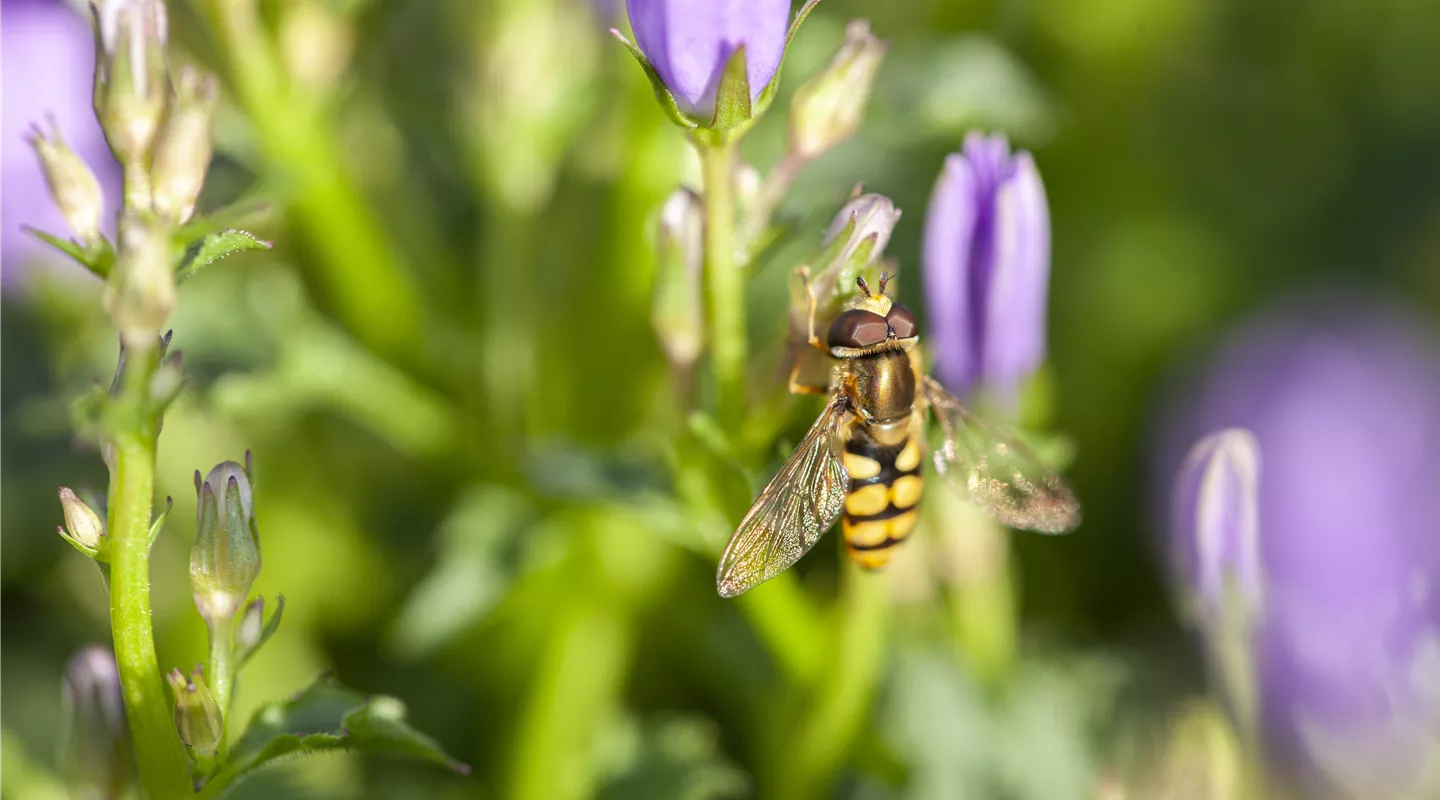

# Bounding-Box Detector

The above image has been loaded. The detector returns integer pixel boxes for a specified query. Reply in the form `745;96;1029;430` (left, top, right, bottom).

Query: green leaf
23;227;113;278
238;594;285;667
708;46;753;131
174;229;273;283
175;198;272;242
197;676;467;799
609;28;701;131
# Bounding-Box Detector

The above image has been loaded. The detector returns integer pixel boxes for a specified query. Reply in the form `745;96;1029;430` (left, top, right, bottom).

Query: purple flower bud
624;0;791;120
1170;428;1262;622
922;132;1051;407
2;0;121;276
1159;301;1440;796
61;645;131;798
822;192;901;270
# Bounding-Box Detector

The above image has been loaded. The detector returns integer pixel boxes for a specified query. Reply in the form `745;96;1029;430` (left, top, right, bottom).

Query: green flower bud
235;597;264;653
190;456;260;625
789;20;887;161
150;67;218;224
61;646;131;800
822;192;902;269
651;188;705;370
26;121;105;246
104;215;175;349
58;487;105;558
165;666;222;758
91;0;170;164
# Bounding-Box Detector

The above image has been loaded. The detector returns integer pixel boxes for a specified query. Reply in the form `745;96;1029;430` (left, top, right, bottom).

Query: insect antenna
877;271;890;295
855;275;871;296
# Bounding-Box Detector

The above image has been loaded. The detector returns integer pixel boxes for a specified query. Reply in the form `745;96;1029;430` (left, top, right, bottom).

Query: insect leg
797;266;827;353
787;360;829;396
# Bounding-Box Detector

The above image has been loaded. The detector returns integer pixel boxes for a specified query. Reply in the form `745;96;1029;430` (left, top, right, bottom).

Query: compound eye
827;309;890;349
886;303;918;339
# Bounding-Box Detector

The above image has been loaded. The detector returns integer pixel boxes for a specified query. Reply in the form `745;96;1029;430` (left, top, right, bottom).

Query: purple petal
1;0;120;281
981;150;1050;406
626;0;791;118
923;152;980;395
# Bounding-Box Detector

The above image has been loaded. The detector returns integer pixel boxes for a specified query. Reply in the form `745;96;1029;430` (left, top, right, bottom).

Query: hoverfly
715;271;1080;598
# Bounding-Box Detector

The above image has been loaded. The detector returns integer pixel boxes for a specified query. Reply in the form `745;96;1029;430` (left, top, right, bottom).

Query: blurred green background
5;0;1440;797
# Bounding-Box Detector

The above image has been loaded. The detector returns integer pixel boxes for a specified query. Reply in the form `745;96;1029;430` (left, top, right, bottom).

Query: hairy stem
108;347;191;799
698;138;745;418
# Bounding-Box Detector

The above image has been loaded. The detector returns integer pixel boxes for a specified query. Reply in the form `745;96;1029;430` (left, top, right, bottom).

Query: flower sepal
609;28;702;132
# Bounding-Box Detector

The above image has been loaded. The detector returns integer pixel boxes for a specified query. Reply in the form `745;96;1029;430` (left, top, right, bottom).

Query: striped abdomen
840;425;924;569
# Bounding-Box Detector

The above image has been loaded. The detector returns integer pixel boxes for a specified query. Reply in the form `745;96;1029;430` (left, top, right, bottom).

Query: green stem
107;349;191;799
206;615;236;751
769;560;888;799
697;138;745;418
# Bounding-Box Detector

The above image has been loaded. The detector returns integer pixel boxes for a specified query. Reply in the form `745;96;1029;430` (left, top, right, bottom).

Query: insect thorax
844;348;916;427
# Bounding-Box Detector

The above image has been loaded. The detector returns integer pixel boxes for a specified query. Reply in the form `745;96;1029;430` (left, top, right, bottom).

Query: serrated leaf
175;229;272;283
609;28;701;131
709;46;753;131
176;199;272;242
238;594;285;667
197;676;466;799
23;227;113;278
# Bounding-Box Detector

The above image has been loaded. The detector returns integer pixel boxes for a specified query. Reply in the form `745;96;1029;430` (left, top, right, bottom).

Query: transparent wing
716;395;851;597
923;376;1081;534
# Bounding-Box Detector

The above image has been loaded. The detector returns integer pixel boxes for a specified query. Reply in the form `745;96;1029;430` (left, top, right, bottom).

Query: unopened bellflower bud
822;192;901;270
622;0;791;130
789;20;886;160
62;646;131;800
166;666;222;757
1170;428;1262;622
26;121;105;245
150;67;218;224
58;487;106;557
92;0;170;164
790;193;902;339
105;214;174;348
651;187;705;369
923;132;1051;408
190;458;260;625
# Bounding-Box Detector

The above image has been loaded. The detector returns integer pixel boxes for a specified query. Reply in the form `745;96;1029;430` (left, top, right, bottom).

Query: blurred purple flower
1161;302;1440;796
1171;428;1263;621
625;0;790;119
2;0;120;279
922;132;1051;407
62;645;131;797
